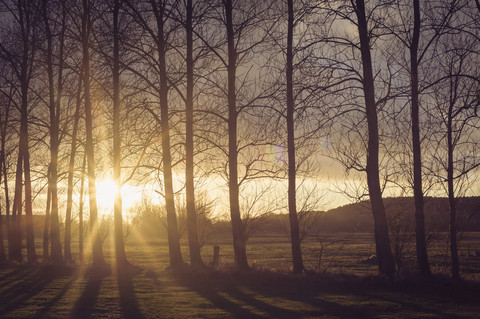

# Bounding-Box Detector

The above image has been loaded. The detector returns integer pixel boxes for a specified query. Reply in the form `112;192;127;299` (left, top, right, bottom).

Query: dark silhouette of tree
79;152;87;263
0;145;5;262
428;33;480;279
112;0;128;268
82;0;105;266
184;0;203;268
0;0;478;277
122;0;186;267
224;0;248;270
41;0;65;264
43;171;51;261
0;102;12;263
153;0;184;267
64;66;84;264
0;0;39;263
285;0;304;274
0;196;5;263
408;0;431;278
353;0;395;279
382;0;463;279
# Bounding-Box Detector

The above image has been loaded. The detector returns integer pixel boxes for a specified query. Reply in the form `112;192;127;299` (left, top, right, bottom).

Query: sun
95;179;141;217
96;179;119;213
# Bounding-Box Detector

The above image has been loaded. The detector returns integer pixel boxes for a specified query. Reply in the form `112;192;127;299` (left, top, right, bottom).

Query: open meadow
1;0;479;317
1;232;480;318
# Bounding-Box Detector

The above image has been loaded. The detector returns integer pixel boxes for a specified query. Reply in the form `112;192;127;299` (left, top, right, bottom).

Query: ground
1;233;480;318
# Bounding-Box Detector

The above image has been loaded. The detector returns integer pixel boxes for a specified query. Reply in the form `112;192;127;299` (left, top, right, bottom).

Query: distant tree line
0;0;479;280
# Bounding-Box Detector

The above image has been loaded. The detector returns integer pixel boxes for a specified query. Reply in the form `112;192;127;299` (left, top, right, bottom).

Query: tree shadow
117;267;145;319
237;273;374;318
0;266;29;283
0;266;73;318
355;282;480;319
35;275;77;318
240;272;480;319
229;272;369;318
173;272;262;318
69;267;108;319
171;269;340;319
172;268;478;319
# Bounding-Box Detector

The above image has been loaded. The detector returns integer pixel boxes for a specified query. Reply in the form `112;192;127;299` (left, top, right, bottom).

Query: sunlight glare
96;179;141;217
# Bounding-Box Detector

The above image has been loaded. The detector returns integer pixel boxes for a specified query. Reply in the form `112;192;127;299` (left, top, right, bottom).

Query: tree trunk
0;171;6;262
65;69;83;264
113;0;128;268
0;107;11;263
10;151;23;262
185;0;203;268
153;0;183;267
447;106;460;280
410;0;431;277
24;147;37;263
43;176;51;261
82;0;104;266
18;0;37;263
225;0;249;270
286;0;304;275
79;152;86;263
42;0;63;264
354;0;395;279
56;0;67;263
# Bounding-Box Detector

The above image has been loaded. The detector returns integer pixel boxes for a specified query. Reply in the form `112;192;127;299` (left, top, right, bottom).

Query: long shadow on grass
117;269;145;319
0;266;31;283
35;274;78;318
176;270;406;319
358;284;480;319
0;266;72;318
231;272;371;318
241;275;374;318
173;272;262;318
173;269;319;319
69;268;107;319
242;273;480;319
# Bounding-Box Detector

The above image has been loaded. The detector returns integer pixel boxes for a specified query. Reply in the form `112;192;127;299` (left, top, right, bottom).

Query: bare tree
41;0;66;264
64;66;83;264
43;172;51;261
224;0;248;270
0;101;13;263
285;0;304;274
82;0;105;266
0;157;5;263
0;0;40;263
183;0;203;268
353;0;395;278
428;33;480;279
112;0;128;268
123;0;185;267
378;0;462;279
197;0;276;271
408;0;430;277
79;151;86;263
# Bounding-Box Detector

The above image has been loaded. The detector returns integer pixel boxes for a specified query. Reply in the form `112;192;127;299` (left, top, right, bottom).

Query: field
1;232;480;318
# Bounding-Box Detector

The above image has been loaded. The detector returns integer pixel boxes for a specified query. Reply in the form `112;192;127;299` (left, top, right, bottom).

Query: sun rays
95;179;142;218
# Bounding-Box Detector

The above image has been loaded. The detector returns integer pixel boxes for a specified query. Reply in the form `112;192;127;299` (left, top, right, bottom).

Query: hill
323;196;480;232
256;196;480;235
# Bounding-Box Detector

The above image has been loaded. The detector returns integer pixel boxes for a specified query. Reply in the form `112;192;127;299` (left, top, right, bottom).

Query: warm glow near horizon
95;179;142;218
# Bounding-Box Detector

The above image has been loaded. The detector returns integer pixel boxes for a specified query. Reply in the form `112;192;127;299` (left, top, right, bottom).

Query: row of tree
0;0;479;279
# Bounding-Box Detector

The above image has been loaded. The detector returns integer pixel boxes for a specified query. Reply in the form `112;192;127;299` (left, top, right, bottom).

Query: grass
1;232;480;318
